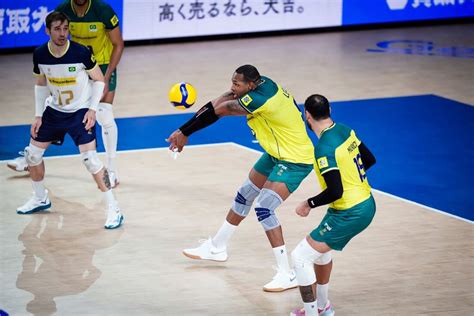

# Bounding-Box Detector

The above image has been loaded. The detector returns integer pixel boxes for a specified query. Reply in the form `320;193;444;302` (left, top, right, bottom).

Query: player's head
304;94;331;131
45;12;69;46
231;65;261;98
304;94;331;120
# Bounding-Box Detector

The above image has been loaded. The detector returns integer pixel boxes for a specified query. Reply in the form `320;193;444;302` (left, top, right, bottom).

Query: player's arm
359;142;376;170
307;170;343;208
86;65;105;112
31;75;48;138
104;27;124;87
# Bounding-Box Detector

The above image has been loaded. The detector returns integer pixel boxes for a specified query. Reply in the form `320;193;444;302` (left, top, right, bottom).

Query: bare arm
212;91;236;106
36;75;47;86
214;99;249;117
105;27;124;81
87;64;105;83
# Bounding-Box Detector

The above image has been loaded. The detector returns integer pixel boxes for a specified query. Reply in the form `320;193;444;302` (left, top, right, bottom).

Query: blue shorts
33;107;96;146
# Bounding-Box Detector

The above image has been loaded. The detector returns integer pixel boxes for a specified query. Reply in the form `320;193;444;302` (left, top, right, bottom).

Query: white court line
1;142;471;224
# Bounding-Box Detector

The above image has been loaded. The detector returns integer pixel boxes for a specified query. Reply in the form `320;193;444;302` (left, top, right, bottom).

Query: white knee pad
254;188;282;231
96;102;115;128
81;150;104;174
291;238;325;286
315;251;332;265
232;178;261;217
24;144;45;167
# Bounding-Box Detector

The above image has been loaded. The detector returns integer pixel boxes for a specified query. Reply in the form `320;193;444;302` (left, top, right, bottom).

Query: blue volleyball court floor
1;94;472;222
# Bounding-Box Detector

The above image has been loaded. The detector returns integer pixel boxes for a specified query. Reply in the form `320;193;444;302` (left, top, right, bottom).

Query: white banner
123;0;342;40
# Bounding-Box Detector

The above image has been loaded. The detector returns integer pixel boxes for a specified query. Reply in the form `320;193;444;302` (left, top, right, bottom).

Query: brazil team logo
110;15;119;26
241;95;253;106
317;157;328;169
89;24;97;32
68;66;76;72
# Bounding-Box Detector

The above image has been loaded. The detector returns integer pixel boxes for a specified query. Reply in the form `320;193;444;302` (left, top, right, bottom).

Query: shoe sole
262;284;298;292
104;215;124;229
17;202;51;215
182;251;228;262
7;164;29;172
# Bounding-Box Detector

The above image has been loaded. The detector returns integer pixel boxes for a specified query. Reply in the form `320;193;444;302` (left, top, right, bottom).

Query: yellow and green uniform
56;0;119;90
238;76;314;192
310;123;376;250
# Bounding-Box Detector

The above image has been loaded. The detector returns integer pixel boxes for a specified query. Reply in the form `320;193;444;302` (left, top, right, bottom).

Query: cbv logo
386;0;409;10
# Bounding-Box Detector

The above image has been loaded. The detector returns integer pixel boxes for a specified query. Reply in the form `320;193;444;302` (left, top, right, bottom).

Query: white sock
98;102;118;170
304;301;318;316
32;180;46;199
317;283;329;310
272;245;290;272
104;189;116;206
212;220;237;249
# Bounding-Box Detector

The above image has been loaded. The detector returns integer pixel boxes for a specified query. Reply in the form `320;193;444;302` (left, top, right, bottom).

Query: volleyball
169;82;197;109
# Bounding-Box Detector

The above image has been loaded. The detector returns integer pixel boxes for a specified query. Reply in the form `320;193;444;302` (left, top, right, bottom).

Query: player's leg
96;65;119;186
291;236;333;316
315;259;334;316
17;139;52;214
257;159;313;292
182;167;266;262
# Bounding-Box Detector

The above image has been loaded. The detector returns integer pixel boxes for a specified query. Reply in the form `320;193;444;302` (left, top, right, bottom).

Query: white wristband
34;85;49;117
89;81;105;112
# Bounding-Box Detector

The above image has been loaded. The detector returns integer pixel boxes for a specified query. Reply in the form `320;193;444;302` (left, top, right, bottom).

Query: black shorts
33;107;96;146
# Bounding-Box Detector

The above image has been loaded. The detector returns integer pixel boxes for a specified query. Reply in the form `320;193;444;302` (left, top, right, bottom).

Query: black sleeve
359;142;376;171
307;170;343;208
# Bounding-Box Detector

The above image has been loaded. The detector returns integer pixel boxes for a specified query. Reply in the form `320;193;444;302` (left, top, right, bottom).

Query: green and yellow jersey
315;123;371;210
56;0;119;65
238;76;314;164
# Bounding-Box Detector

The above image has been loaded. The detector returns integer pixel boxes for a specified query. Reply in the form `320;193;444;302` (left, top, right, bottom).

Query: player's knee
81;150;103;174
315;251;332;265
291;239;319;286
231;178;261;217
254;188;282;231
24;144;45;166
96;102;115;127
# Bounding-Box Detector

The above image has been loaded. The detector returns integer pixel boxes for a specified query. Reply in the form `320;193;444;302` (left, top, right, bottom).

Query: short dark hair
304;94;331;120
235;64;261;83
45;11;69;30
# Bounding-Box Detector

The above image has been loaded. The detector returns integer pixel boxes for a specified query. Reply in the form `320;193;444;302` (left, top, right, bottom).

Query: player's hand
31;117;42;139
83;109;96;131
295;200;311;217
166;129;188;152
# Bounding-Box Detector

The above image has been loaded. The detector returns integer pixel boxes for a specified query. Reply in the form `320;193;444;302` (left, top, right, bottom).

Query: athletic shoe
289;301;334;316
318;301;335;316
182;237;228;262
104;203;124;229
290;308;306;316
17;191;51;214
263;267;298;292
7;152;29;172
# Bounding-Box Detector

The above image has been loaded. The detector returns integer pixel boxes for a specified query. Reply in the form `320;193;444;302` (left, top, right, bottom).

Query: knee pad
81;150;104;174
291;238;321;286
24;144;45;167
232;178;261;217
254;188;282;231
315;251;332;265
96;102;115;128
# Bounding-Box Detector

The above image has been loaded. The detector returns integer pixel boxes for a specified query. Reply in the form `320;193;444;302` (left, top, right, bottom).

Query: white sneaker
183;237;228;262
7;152;29;172
17;191;51;214
104;203;124;229
263;267;298;292
108;170;119;188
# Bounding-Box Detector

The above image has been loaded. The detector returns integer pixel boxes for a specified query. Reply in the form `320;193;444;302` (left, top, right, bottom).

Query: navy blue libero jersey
33;40;97;113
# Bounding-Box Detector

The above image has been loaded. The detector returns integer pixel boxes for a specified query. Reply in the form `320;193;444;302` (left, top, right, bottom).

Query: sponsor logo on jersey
111;15;119;27
241;95;253;106
68;66;76;72
48;77;77;86
317;157;328;169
